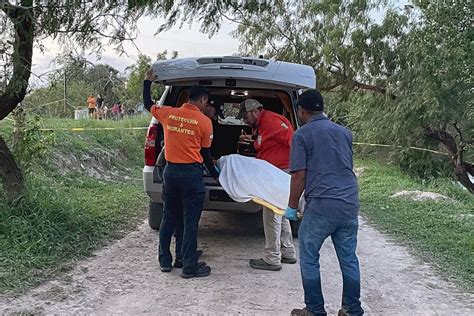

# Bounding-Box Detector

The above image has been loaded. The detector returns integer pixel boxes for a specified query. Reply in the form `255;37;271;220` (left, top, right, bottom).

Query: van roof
151;56;316;89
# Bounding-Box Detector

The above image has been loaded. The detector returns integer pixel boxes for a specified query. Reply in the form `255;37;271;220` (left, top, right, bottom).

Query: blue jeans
299;200;363;316
159;163;205;274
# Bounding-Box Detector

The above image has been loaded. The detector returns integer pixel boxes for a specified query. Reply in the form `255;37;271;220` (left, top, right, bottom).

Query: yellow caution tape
35;127;451;158
39;127;149;131
353;141;449;156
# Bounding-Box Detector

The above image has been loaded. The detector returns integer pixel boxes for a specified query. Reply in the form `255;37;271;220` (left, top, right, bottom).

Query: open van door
151;56;316;89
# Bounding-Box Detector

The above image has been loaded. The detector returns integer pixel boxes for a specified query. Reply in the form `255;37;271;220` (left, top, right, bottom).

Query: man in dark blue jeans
284;90;364;316
143;69;219;278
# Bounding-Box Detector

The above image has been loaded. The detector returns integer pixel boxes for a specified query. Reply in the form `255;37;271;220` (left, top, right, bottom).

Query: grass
0;116;472;294
357;159;474;290
0;116;150;294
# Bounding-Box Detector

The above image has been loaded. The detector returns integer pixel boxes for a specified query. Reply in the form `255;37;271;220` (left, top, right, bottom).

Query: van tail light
145;123;158;166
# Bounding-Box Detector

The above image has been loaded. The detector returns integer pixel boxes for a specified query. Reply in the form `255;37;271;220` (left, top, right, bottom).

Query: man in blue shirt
285;90;363;316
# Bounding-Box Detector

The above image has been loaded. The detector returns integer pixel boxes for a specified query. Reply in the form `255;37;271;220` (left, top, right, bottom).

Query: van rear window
219;103;246;125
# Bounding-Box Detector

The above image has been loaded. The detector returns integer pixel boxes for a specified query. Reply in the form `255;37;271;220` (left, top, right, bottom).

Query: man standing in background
87;94;96;119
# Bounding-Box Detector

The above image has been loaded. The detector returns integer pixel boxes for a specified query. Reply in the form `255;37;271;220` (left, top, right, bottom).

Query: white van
143;56;316;235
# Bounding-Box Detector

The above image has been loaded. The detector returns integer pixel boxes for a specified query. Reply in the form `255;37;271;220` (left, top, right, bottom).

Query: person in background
143;68;219;279
87;94;96;119
121;103;126;119
102;104;109;120
112;102;120;120
96;94;104;110
236;99;297;271
284;90;363;316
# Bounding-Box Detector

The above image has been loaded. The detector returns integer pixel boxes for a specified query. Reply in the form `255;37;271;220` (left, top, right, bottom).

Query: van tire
290;218;301;238
149;201;163;230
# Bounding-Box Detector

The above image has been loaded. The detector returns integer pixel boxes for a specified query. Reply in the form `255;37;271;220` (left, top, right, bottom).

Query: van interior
160;86;297;161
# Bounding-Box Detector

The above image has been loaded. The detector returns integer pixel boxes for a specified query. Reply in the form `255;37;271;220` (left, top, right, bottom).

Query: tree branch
425;127;458;155
320;81;344;91
352;79;387;95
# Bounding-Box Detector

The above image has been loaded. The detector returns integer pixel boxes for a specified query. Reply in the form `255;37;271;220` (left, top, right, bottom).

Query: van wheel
290;218;301;238
149;201;163;230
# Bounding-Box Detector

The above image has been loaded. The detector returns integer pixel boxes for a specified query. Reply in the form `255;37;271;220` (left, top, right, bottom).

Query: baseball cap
296;89;324;112
235;99;263;120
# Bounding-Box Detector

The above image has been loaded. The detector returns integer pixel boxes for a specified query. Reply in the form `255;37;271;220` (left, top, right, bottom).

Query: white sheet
217;154;304;211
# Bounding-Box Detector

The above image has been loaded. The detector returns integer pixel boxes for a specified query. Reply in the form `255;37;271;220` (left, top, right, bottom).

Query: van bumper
143;166;261;213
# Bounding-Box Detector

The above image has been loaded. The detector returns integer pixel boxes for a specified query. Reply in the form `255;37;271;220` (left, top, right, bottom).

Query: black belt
167;162;202;166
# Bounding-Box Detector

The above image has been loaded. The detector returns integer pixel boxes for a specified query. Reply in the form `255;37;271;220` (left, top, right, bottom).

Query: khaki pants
262;206;296;265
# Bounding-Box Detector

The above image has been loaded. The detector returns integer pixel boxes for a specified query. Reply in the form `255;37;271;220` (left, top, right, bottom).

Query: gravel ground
1;212;473;315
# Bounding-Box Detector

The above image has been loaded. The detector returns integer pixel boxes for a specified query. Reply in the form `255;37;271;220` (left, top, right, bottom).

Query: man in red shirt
236;99;297;271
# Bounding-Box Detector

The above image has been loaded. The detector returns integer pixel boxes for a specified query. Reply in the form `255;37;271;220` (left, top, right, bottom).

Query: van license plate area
209;190;234;202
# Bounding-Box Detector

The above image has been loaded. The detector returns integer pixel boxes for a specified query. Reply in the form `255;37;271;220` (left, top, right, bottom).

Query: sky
29;1;408;86
30;17;240;86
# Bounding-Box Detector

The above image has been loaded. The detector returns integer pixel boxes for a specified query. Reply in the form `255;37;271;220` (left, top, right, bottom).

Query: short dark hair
189;85;209;101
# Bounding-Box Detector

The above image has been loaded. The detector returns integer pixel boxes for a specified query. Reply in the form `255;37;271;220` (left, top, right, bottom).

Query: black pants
159;163;205;274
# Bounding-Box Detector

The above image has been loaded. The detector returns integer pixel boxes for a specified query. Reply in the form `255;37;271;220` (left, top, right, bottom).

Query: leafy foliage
232;0;473;188
23;50;175;117
11;111;55;172
0;116;149;293
119;51;176;107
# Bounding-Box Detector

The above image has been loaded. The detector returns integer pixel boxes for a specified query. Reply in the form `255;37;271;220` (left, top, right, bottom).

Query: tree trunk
0;2;34;199
0;2;34;120
426;128;474;193
0;136;24;201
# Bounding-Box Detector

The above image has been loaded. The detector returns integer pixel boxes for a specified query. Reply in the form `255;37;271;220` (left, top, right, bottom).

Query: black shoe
291;308;315;316
173;259;183;268
173;250;204;268
249;258;282;271
281;257;297;264
180;264;211;279
160;266;172;273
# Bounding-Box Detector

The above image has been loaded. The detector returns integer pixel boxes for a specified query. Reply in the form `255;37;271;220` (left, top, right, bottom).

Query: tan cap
236;99;263;119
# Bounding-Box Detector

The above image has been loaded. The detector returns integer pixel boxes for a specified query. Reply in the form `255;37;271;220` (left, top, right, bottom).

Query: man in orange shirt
87;94;96;118
143;69;218;279
236;99;297;271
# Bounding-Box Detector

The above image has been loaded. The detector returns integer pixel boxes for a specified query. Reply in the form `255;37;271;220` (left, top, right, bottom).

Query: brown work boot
290;307;315;315
338;309;348;316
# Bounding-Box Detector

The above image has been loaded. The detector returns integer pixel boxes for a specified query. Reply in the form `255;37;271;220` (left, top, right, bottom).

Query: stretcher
251;197;302;219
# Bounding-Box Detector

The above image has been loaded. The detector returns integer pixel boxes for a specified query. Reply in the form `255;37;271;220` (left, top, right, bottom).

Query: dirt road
1;212;473;315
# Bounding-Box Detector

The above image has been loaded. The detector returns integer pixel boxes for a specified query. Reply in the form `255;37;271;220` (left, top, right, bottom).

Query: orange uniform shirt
87;96;96;109
151;103;213;164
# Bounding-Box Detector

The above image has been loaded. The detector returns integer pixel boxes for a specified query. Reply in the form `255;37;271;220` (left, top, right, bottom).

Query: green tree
120;51;177;108
0;0;242;199
0;1;146;199
23;54;125;117
391;0;473;190
231;0;473;191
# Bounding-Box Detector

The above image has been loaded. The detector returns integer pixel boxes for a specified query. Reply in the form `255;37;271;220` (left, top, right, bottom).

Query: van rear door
151;56;316;90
